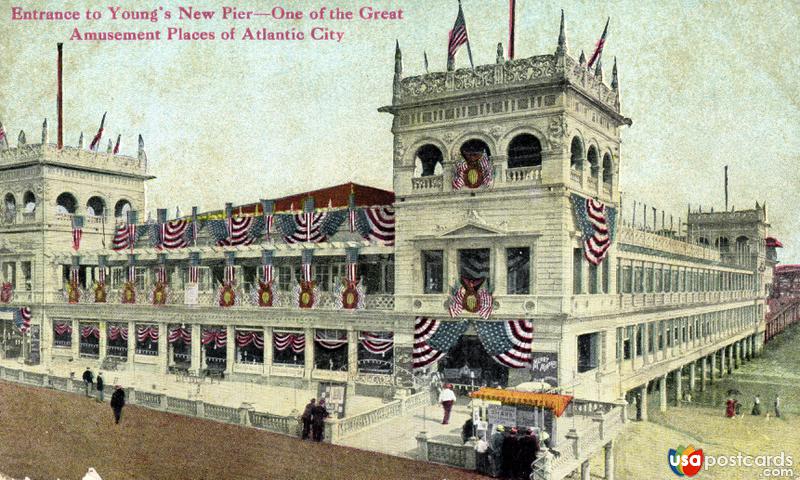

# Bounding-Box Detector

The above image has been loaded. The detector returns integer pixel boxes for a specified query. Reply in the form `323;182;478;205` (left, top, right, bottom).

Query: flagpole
508;0;516;60
459;0;475;68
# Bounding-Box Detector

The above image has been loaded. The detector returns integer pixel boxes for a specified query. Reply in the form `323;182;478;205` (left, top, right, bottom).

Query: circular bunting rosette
152;282;167;306
298;282;315;309
0;282;13;303
219;284;236;307
342;283;360;310
67;282;81;304
121;282;136;304
94;282;106;303
257;282;273;307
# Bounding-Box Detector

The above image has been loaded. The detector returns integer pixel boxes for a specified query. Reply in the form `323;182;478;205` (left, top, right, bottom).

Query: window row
422;247;531;295
615;259;753;294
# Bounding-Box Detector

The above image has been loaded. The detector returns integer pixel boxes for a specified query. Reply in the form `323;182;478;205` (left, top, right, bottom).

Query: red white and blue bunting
275;211;346;244
361;332;393;354
1;307;32;334
571;194;617;266
108;324;128;341
207;217;258;247
156;219;192;249
168;325;191;344
273;332;305;353
412;317;469;369
54;321;72;336
80;325;100;339
314;330;348;349
236;331;264;348
353;206;396;246
475;319;533;368
452;151;493;190
448;277;493;320
201;328;227;348
136;325;159;342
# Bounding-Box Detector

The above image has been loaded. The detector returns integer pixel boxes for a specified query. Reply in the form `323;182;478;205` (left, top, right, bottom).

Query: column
639;384;648;421
733;343;739;369
190;324;201;375
604;441;615;480
581;460;590;480
225;324;235;376
689;362;696;391
720;348;726;377
642;324;649;365
264;326;273;375
98;320;107;364
709;353;716;383
304;327;314;379
674;368;682;405
71;319;80;358
699;358;706;392
494;245;507;297
158;322;168;374
659;375;667;412
127;321;136;368
347;328;358;380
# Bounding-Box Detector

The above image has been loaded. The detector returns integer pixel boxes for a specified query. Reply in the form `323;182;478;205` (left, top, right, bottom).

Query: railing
504;165;542;183
53;340;72;348
166;396;197;415
587;176;598;192
206;403;240;423
135;348;158;356
411;175;444;191
570;169;581;184
249;411;296;434
136;391;162;408
107;346;128;357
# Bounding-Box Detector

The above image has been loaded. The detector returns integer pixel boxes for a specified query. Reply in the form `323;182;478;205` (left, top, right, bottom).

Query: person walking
774;396;781;418
439;383;456;425
751;395;761;416
95;373;105;402
517;428;540;480
501;427;520;479
110;386;126;424
489;425;506;478
82;368;94;397
311;399;329;442
301;398;316;440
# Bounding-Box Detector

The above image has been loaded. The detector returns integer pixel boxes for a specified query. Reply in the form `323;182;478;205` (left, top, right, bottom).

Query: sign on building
530;352;558;386
317;382;347;419
28;325;40;365
487;404;517;427
184;283;198;305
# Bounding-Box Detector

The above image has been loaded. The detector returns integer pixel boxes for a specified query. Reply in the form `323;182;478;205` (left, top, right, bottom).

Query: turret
18;130;26;146
138;134;147;163
611;57;619;90
392;40;403;103
78;132;84;149
595;57;604;81
41;119;48;144
555;9;568;56
579;50;587;66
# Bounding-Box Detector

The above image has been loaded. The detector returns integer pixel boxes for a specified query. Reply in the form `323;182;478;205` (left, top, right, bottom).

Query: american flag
354;207;396;246
261;264;274;284
112;223;130;251
447;1;471;69
98;267;106;284
188;265;199;284
571;194;615;266
475;319;533;368
128;265;136;283
346;262;357;283
127;223;137;252
301;262;312;283
71;217;83;251
207;218;255;246
587;18;610;70
155;265;167;284
224;264;235;286
70;266;80;284
89;112;106;152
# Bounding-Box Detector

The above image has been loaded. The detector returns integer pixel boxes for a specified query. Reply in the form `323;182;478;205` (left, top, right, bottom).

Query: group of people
300;398;330;442
726;394;782;418
82;368;126;424
485;425;542;479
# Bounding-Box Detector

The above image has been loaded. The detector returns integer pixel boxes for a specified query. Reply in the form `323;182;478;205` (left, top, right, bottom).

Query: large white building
0;14;777;468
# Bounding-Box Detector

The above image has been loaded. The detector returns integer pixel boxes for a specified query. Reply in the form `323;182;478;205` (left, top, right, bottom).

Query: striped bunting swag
167;325;190;344
412;317;468;369
361;331;393;355
273;332;305;353
314;330;347;349
475;319;533;368
354;206;396;246
158;219;190;249
5;307;32;334
571;194;617;266
207;217;256;247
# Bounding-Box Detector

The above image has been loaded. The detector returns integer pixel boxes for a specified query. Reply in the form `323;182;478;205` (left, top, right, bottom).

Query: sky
1;0;798;262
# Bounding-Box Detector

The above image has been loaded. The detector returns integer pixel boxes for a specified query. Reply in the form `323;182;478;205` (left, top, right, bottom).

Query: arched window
698;237;710;246
23;191;36;212
715;237;730;253
460;139;491;158
114;200;132;218
56;192;77;214
587;146;599;178
602;153;613;184
507;134;542;168
4;193;16;212
414;144;444;177
736;236;750;262
87;196;106;217
570;137;583;171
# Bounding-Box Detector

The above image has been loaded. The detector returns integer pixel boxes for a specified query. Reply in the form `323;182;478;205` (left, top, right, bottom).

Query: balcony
411;175;443;192
504;165;542;183
56;285;395;311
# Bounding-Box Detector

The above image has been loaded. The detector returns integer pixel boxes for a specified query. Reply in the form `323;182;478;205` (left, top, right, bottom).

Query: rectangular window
506;247;530;295
1;262;16;288
577;332;599;373
658;321;665;350
21;261;32;291
422;250;443;293
622;266;632;294
573;248;583;294
278;265;293;291
634;266;644;293
647;323;655;353
654;268;662;292
623;327;632;360
588;263;598;294
459;248;490;280
315;264;331;291
645;267;653;292
636;325;643;356
384;263;395;294
602;260;610;294
361;261;383;294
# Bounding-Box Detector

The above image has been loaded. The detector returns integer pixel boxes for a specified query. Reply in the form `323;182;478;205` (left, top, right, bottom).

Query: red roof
766;237;784;248
197;183;394;218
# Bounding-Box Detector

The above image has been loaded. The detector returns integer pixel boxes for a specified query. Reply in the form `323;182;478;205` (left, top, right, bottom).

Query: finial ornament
611;57;619;90
595;57;604;80
78;132;84;149
496;42;504;63
579;50;586;65
18;130;26;146
556;9;568;56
